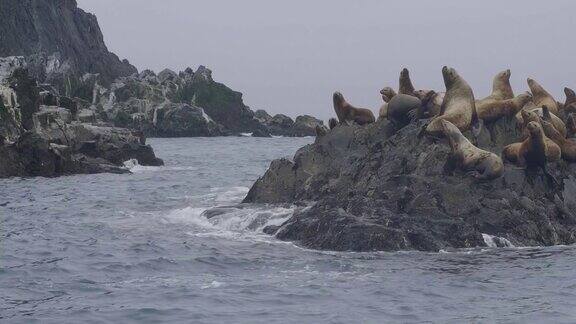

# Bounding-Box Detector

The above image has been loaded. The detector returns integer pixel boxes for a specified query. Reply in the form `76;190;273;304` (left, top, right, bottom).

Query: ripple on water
2;137;576;323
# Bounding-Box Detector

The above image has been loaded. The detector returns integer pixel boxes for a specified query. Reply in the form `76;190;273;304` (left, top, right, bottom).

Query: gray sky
78;0;576;120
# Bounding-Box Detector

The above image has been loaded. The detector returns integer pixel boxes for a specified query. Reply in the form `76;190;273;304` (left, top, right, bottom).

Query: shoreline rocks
243;118;576;252
0;66;163;179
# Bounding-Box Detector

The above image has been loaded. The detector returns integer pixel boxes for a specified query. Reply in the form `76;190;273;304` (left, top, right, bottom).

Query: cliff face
0;0;137;87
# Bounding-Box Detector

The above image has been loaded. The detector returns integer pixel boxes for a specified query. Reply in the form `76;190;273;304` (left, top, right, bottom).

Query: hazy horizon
78;0;576;121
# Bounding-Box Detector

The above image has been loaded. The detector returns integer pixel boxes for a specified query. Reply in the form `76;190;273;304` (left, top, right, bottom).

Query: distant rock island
0;0;323;178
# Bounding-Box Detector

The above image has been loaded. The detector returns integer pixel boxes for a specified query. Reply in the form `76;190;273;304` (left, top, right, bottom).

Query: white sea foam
240;132;254;137
482;233;515;248
123;159;197;173
201;280;225;289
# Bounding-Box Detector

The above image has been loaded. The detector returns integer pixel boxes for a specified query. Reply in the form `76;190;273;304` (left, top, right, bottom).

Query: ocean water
1;137;576;323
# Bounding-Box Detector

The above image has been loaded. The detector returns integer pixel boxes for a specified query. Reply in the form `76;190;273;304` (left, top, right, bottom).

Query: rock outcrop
0;66;163;178
0;0;137;93
255;112;326;137
243;117;576;252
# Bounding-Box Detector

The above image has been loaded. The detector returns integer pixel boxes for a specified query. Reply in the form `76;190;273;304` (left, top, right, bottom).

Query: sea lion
328;118;338;130
333;92;375;125
527;78;559;115
378;87;396;120
485;69;514;101
425;66;476;136
386;94;422;125
378;103;389;120
476;93;532;123
380;87;397;102
441;120;504;180
399;68;416;96
518;106;567;139
541;119;576;162
503;121;561;167
567;113;576;138
414;89;444;118
563;87;576;114
541;106;567;137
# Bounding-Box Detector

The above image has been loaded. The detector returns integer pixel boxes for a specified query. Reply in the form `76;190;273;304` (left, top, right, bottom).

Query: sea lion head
439;119;461;150
400;68;409;79
496;69;511;81
415;89;437;105
521;109;540;125
526;121;542;136
540;119;561;141
442;66;459;88
333;91;345;105
380;87;396;102
542;105;552;121
565;87;576;106
516;93;532;105
527;78;545;95
328;117;338;130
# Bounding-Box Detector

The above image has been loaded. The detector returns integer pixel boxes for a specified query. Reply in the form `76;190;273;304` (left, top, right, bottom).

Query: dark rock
244;117;576;252
0;0;137;89
254;109;272;124
251;128;272;138
291;115;325;137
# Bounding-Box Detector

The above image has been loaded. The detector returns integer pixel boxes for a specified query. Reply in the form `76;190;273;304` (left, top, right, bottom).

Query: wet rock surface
244;118;576;252
0;67;163;178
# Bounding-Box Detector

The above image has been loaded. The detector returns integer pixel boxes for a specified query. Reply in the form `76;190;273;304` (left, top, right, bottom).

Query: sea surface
2;137;576;323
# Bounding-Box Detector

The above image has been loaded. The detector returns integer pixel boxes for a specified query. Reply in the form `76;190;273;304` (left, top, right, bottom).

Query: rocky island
243;68;576;252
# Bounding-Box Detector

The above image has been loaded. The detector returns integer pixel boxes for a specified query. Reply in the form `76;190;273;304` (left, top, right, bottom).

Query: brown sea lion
328;118;338;130
476;93;532;123
541;119;576;162
425;66;476;136
441;120;503;180
399;68;416;95
503;121;561;167
414;89;444;118
485;69;514;101
380;87;397;102
333;92;375;125
518;106;567;139
527;78;559;115
378;87;396;120
563;87;576;114
567;113;576;138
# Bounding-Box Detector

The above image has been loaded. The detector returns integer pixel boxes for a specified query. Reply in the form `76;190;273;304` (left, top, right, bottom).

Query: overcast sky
78;0;576;120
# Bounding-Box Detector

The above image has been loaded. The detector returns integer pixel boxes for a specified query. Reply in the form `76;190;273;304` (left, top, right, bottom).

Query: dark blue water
2;137;576;323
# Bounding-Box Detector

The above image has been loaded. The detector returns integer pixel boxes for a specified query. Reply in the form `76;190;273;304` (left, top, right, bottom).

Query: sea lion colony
328;66;576;180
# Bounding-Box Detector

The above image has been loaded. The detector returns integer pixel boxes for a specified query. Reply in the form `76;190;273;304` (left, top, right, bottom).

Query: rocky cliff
0;0;137;91
243;118;576;252
0;59;163;178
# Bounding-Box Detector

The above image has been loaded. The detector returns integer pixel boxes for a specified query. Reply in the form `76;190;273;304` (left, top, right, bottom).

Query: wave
482;233;515;248
123;159;197;173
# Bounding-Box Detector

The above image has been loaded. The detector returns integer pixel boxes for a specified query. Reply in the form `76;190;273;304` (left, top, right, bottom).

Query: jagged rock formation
255;110;325;137
243;117;576;252
0;0;137;94
0;64;163;178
